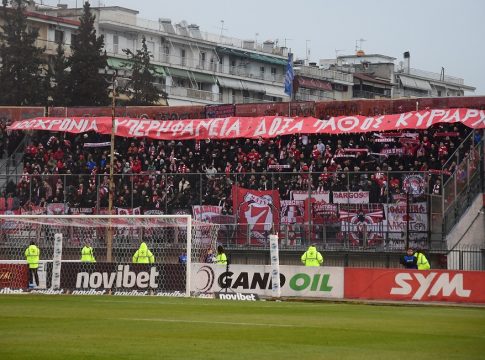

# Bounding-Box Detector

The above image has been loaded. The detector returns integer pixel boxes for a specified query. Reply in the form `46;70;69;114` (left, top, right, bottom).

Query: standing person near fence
400;248;418;269
25;241;40;288
215;245;227;265
132;242;155;264
414;248;430;270
80;242;96;263
301;244;324;266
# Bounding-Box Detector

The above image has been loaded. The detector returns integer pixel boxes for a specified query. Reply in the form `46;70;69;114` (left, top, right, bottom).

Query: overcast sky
45;0;484;94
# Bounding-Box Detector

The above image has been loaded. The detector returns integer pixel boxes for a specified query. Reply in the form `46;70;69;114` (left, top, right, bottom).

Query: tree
68;1;109;106
49;41;70;106
0;0;46;105
121;36;164;106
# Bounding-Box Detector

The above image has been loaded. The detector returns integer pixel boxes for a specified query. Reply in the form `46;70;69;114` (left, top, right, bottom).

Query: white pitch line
120;317;299;328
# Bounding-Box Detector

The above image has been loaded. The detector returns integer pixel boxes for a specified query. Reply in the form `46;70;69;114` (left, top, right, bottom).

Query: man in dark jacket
400;247;418;269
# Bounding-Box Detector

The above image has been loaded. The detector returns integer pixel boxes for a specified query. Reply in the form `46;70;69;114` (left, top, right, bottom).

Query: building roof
25;10;80;26
339;54;396;61
353;73;393;86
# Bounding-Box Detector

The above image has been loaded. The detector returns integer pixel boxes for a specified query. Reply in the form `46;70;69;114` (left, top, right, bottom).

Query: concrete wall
446;193;485;269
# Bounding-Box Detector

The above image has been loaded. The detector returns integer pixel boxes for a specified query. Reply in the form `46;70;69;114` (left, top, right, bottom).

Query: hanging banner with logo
333;191;369;204
115;207;141;215
47;203;69;215
280;200;305;246
192;205;222;221
232;186;281;245
291;191;330;202
68;207;95;215
280;200;304;224
339;204;385;246
9;108;485;139
191;263;344;299
402;174;426;196
344;268;485;303
306;201;339;224
143;209;165;215
20;204;46;215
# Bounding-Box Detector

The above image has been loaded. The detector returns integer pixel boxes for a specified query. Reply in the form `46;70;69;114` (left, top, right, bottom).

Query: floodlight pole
107;70;117;262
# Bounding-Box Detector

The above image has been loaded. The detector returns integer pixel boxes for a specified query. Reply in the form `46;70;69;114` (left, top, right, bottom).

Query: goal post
0;214;218;296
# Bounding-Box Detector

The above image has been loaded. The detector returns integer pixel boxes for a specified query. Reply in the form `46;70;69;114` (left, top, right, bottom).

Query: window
161;45;170;62
55;30;64;44
71;33;78;46
181;49;186;66
260;66;265;79
113;35;119;54
271;67;277;80
147;41;155;55
199;52;206;68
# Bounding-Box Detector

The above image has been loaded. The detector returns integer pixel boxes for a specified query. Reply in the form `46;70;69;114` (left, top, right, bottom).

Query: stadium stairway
445;193;485;270
0;137;27;193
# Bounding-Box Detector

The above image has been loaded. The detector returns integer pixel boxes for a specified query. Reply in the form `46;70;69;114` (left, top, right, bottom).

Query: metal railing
166;85;222;103
109;51;286;84
408;68;464;85
353;90;391;99
442;136;483;233
296;66;353;84
0;170;444;250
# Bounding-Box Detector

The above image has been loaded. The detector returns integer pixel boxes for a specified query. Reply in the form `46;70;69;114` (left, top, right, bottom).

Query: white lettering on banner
8;109;485;140
390;273;471;300
462;109;480;123
0;288;25;294
225;119;240;136
254;119;266;137
337;117;359;132
217;293;259;301
71;289;107;295
333;191;369;204
30;289;65;295
291;191;330;202
396;112;413;128
75;265;159;289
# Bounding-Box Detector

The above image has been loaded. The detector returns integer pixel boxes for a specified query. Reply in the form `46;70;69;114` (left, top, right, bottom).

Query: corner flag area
0;295;484;359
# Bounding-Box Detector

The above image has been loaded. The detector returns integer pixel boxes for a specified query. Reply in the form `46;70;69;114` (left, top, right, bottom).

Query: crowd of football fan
0;122;480;213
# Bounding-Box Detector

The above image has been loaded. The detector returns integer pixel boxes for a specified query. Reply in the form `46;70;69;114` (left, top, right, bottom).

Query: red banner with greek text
7;108;485;139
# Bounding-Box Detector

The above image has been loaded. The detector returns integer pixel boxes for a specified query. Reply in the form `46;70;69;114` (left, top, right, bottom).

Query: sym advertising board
344;268;485;303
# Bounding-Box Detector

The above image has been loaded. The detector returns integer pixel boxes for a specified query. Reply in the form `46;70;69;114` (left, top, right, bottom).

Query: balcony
407;68;464;85
353;90;391;99
34;38;72;57
166;85;222;103
296;66;353;84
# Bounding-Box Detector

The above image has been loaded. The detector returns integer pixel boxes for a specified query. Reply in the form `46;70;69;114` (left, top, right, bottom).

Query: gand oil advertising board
191;263;344;299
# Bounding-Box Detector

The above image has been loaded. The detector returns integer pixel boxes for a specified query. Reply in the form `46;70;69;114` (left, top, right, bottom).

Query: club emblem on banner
403;175;425;196
232;186;281;245
339;205;385;246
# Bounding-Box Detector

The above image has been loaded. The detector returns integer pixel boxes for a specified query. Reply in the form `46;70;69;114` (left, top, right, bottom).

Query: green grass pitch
0;295;484;360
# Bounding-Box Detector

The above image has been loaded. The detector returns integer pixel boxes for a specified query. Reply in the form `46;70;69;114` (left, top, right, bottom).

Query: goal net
0;215;219;296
